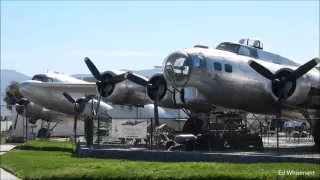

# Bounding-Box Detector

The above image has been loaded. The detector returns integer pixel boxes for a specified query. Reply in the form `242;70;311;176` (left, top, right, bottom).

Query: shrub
4;135;25;143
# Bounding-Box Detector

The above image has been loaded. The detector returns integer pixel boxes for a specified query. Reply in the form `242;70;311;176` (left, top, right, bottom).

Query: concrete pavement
0;144;21;180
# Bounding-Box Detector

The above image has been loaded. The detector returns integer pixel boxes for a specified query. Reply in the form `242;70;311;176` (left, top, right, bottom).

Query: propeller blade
153;92;160;126
84;57;102;81
74;113;78;144
63;92;75;104
248;60;276;81
109;72;132;84
127;74;148;86
84;95;95;102
95;89;102;114
13;112;18;130
276;87;283;119
286;58;320;81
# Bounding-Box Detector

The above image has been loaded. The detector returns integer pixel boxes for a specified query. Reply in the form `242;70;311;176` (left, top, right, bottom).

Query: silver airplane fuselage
20;75;96;117
162;46;320;122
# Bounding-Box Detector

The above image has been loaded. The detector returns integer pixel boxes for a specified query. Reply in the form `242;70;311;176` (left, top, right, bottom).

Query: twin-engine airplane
8;83;133;138
6;91;75;137
18;72;188;137
19;38;320;151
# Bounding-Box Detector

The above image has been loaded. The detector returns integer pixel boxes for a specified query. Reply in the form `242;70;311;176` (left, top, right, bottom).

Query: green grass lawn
0;140;319;180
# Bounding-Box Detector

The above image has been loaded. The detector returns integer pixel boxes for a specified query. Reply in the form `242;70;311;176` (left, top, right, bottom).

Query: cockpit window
31;75;53;82
32;75;45;81
215;43;240;54
238;46;251;57
238;45;258;58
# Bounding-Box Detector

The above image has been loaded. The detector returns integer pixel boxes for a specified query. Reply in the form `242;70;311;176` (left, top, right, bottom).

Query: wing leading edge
21;80;97;94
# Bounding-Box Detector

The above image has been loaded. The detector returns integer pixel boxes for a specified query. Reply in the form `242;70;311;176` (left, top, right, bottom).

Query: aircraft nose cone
19;82;30;92
163;50;193;87
19;81;34;98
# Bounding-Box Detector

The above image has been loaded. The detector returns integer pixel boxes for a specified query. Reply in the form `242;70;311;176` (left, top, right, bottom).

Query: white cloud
70;50;159;58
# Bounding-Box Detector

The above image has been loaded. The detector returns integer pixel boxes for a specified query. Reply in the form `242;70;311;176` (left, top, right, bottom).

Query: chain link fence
1;103;317;155
80;114;317;155
257;119;315;149
1;104;29;143
78;117;186;148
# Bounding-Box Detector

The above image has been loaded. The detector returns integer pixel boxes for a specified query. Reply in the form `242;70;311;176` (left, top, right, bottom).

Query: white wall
11;107;84;138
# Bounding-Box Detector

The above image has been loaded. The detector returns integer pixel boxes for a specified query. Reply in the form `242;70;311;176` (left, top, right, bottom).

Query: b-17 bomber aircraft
19;38;320;151
160;38;320;150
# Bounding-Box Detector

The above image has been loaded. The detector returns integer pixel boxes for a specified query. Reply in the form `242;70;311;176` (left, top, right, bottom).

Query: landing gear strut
37;128;50;138
36;121;59;138
298;109;319;152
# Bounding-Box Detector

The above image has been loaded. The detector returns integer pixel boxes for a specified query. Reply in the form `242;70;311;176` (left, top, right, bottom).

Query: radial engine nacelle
145;73;212;111
96;70;151;106
265;68;313;107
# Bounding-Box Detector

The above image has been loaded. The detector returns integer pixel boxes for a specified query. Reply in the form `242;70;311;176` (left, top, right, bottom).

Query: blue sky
1;1;319;77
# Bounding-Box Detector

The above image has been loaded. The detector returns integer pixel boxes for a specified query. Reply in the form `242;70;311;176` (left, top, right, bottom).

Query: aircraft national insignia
213;74;220;81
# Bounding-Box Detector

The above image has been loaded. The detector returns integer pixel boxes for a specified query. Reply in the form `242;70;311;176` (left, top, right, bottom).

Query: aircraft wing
48;116;68;123
41;108;72;123
22;80;97;94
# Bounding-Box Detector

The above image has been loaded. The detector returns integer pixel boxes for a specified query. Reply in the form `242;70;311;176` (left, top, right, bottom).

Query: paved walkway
0;144;21;180
1;168;20;180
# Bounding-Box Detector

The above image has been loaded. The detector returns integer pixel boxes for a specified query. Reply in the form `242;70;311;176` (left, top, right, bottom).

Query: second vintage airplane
18;71;188;137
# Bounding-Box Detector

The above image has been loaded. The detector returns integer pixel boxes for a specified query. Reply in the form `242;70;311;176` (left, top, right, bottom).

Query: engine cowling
96;70;150;106
15;98;51;123
76;98;110;118
267;68;312;107
146;73;212;111
146;73;177;109
16;98;42;117
76;98;137;119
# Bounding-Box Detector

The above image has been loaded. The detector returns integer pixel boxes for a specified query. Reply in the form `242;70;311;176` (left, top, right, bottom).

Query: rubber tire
165;140;176;150
185;138;195;151
37;128;50;138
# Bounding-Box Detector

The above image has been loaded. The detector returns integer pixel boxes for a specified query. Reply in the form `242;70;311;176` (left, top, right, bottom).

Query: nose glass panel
163;51;192;87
